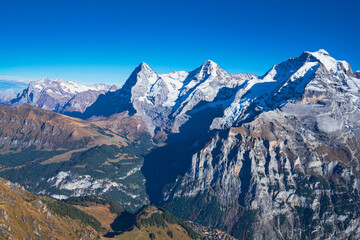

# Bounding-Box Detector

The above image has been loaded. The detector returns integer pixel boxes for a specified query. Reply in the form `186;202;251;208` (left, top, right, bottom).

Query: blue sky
0;0;359;85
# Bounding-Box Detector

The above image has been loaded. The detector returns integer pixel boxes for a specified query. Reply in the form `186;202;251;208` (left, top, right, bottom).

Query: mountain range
0;49;360;239
0;78;118;113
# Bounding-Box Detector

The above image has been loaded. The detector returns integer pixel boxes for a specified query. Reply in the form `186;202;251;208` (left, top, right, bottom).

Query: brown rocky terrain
0;177;102;240
0;104;126;150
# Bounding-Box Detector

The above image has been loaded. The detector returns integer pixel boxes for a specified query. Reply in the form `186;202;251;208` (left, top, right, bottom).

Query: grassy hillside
0;175;205;240
0;104;126;150
109;206;204;240
0;177;102;240
63;196;126;232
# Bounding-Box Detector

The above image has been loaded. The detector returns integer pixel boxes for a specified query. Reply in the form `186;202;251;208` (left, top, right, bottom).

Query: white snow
316;115;343;133
51;194;68;200
47;171;70;188
31;78;112;94
306;49;350;72
158;71;188;107
289;62;319;81
47;171;139;199
118;166;141;180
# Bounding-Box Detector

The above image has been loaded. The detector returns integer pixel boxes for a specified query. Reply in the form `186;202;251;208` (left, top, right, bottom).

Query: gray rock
163;50;360;239
9;78;116;113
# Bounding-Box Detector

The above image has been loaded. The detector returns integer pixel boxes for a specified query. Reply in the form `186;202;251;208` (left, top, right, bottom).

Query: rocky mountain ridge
81;60;256;138
2;78;118;114
160;50;360;239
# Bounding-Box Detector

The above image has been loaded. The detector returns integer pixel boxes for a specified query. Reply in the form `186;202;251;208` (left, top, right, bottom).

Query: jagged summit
304;49;350;72
201;59;218;66
196;59;220;75
260;49;351;82
128;62;156;79
137;62;153;71
313;48;330;55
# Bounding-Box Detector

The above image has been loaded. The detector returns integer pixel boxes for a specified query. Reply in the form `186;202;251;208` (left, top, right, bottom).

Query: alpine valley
1;49;360;239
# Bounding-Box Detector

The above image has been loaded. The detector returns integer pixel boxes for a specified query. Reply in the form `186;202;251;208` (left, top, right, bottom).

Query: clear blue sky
0;0;359;85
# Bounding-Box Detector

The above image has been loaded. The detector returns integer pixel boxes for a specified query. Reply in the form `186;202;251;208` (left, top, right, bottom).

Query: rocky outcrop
355;70;360;78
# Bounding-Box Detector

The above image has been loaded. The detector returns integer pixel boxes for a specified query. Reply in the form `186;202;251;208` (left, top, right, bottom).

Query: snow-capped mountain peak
210;49;358;130
201;59;218;68
9;78;116;113
82;59;250;134
306;49;350;72
29;78;112;95
197;60;220;76
137;62;153;71
314;48;330;55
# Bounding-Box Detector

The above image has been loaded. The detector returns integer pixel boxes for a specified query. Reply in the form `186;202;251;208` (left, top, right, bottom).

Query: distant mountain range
1;49;360;239
0;78;118;113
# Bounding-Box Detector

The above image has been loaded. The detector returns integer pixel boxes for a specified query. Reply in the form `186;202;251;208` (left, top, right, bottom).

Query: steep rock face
9;78;116;113
162;50;360;239
83;61;254;136
170;60;249;133
81;63;158;122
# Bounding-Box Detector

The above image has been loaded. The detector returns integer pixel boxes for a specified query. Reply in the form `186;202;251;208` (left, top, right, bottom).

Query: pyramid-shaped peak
137;62;153;70
197;60;220;73
201;60;219;67
131;62;156;76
